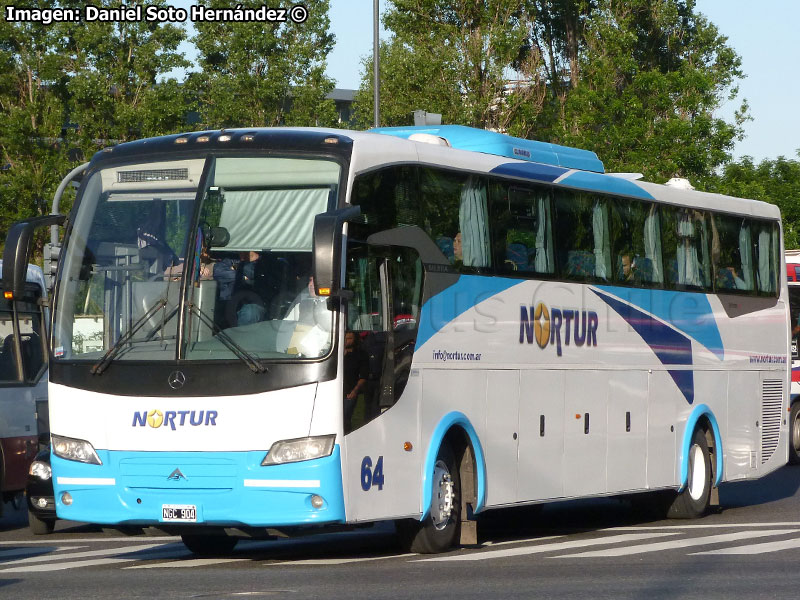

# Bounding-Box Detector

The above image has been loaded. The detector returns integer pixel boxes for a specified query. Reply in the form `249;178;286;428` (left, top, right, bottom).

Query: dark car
26;447;56;534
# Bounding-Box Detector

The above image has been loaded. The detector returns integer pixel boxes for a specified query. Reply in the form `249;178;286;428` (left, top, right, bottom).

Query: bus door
340;241;424;520
0;283;48;501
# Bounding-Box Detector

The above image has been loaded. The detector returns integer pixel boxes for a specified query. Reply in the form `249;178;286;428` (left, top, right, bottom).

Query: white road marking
692;536;800;555
0;546;84;560
0;536;176;545
2;557;141;573
126;557;244;569
556;529;800;558
0;542;170;567
270;553;416;566
602;522;800;531
415;533;678;562
483;536;562;547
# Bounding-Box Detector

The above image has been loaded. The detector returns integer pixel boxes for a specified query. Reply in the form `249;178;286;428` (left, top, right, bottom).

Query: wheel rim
688;443;706;501
431;459;455;531
792;410;800;452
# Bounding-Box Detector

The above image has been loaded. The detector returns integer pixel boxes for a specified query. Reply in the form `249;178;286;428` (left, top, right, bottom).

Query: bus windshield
54;155;341;364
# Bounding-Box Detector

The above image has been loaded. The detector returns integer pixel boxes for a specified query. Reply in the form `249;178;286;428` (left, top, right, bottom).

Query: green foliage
361;0;747;183
62;0;192;151
546;0;749;182
192;0;338;128
354;0;544;130
702;153;800;249
0;1;72;250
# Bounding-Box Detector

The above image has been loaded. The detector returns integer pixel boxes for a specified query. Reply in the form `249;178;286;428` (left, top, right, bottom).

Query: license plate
161;504;197;522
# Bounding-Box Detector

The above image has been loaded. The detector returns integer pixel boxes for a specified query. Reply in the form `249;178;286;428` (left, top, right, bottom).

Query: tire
181;533;238;556
667;427;712;519
28;509;55;535
397;442;461;554
789;402;800;465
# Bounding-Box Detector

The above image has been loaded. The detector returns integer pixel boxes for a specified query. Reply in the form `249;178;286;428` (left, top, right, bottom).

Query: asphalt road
3;464;800;599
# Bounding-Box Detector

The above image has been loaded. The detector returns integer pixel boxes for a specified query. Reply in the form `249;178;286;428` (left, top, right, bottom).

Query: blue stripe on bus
416;276;523;350
595;286;724;360
592;288;695;404
559;171;655;199
489;162;568;183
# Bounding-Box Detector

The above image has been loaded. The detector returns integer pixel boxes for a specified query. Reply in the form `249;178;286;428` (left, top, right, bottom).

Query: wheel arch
679;403;723;491
420;411;486;521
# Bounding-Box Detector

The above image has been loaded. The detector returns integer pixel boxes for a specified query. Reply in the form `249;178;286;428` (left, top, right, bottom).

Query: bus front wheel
181;533;238;556
667;427;712;519
789;402;800;464
397;443;461;554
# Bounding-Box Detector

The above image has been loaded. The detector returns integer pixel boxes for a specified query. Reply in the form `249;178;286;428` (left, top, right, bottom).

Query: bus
0;261;48;516
786;250;800;462
2;125;789;554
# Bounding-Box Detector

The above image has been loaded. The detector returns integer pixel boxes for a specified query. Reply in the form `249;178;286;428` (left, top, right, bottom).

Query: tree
191;0;338;128
704;153;800;248
547;0;748;182
354;0;545;132
362;0;747;183
63;0;191;154
0;1;73;249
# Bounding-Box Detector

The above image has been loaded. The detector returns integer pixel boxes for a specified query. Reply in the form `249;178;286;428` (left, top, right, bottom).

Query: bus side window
711;213;755;294
490;181;554;276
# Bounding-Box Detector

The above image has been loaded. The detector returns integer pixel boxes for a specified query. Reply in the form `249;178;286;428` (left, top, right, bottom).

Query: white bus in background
785;249;800;462
0;261;48;516
2;125;790;554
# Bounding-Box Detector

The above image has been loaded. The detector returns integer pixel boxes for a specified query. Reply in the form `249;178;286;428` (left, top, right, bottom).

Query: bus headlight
51;434;102;465
29;460;52;480
262;435;336;466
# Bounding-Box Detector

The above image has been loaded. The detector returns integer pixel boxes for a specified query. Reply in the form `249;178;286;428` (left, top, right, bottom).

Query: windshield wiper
187;303;267;374
91;297;168;375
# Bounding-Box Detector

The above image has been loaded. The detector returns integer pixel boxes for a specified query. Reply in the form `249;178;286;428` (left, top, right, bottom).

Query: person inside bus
214;250;267;327
716;265;747;291
343;330;369;432
453;231;463;264
619;252;638;283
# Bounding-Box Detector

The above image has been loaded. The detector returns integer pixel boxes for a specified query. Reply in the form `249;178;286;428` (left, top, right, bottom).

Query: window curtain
677;212;700;286
644;206;663;283
757;227;774;293
739;221;754;290
535;194;554;273
459;178;490;267
591;199;611;280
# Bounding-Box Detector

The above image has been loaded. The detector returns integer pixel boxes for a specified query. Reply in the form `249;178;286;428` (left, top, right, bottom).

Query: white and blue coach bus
2;126;789;554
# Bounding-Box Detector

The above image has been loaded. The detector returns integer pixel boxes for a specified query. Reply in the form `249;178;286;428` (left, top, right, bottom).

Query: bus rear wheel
667;427;712;519
397;443;461;554
181;533;238;556
789;402;800;464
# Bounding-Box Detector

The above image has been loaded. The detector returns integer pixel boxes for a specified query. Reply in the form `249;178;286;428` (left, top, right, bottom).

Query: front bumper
52;446;345;527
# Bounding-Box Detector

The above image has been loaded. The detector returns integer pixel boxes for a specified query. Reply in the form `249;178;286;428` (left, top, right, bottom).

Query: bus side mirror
312;206;361;297
2;215;66;299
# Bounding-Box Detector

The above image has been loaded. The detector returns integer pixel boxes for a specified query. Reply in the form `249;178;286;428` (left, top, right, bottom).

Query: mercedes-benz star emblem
167;370;186;390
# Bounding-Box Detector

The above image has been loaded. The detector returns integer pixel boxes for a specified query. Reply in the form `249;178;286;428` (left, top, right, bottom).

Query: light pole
373;0;380;128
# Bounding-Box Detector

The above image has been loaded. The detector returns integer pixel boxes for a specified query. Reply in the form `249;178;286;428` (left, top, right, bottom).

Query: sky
170;0;797;163
324;0;799;163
